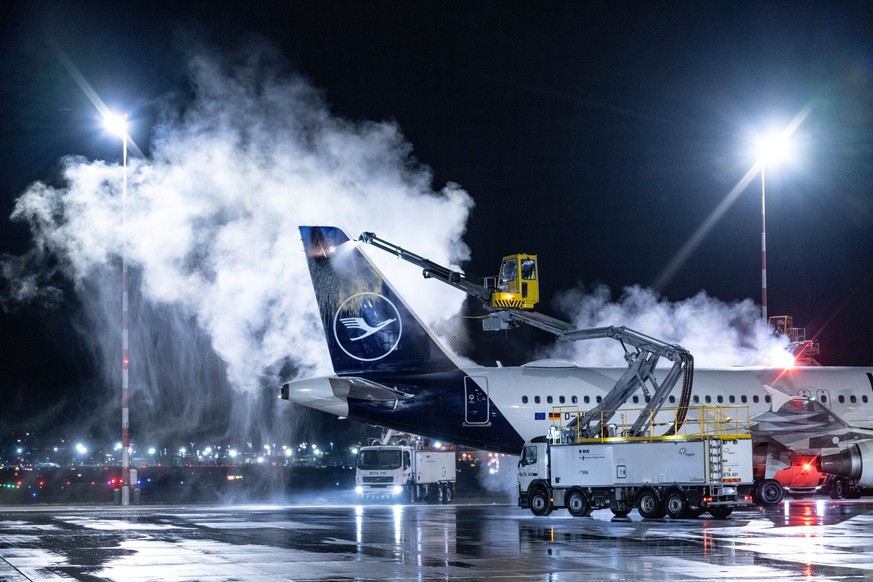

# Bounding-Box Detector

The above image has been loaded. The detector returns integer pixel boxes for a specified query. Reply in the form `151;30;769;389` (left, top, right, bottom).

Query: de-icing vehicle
518;406;757;519
355;432;456;503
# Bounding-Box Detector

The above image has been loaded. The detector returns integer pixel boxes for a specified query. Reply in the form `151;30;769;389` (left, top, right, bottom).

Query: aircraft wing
751;397;871;453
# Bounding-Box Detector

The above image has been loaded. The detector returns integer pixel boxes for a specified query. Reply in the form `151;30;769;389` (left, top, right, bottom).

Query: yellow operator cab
491;254;539;309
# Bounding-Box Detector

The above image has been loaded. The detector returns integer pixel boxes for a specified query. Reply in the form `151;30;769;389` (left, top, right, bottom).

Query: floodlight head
755;130;793;166
104;112;128;138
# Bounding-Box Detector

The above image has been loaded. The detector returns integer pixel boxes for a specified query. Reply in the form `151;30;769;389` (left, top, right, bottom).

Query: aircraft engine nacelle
820;440;873;487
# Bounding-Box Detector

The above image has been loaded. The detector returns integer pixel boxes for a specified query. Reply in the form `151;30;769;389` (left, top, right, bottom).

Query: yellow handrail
546;405;751;444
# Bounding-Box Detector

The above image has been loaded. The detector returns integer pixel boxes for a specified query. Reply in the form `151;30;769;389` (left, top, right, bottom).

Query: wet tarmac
1;499;872;581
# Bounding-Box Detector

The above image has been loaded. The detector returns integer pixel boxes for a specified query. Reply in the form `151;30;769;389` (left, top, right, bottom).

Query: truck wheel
830;478;847;500
664;490;688;519
636;488;665;519
529;487;552;516
567;490;591;517
609;499;631;518
709;506;733;519
440;483;453;504
756;479;785;506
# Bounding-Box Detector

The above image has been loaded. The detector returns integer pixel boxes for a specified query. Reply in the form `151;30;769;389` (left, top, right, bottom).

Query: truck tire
636;488;665;519
609;498;631;518
756;479;785;506
830;478;848;500
529;486;552;516
709;506;733;519
567;489;591;517
664;490;689;519
440;483;454;504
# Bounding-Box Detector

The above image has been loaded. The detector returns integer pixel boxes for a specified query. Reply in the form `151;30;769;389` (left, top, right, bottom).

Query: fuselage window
559;395;566;404
839;395;846;404
717;395;724;404
547;396;553;404
596;396;602;404
571;395;578;404
705;395;712;404
821;395;828;404
522;396;528;404
764;395;771;403
669;395;676;403
752;395;759;404
741;395;747;403
729;395;735;403
693;395;700;404
851;395;857;404
632;395;639;404
534;396;541;404
584;396;590;404
864;395;869;404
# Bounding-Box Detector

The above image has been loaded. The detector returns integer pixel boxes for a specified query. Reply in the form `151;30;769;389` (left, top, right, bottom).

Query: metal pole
761;165;767;325
121;130;130;506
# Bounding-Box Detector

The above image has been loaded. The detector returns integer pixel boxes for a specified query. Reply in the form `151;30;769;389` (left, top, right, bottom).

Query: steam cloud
547;284;788;368
3;46;471;443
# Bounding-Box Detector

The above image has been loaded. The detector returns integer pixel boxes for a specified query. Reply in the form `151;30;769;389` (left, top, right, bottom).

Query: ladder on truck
358;231;694;437
708;437;724;498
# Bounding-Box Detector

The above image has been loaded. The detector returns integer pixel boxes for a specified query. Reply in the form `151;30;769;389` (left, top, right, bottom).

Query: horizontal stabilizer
328;376;413;402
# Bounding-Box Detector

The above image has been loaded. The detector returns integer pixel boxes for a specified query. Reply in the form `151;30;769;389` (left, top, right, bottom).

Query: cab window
499;259;517;285
520;445;537;466
521;259;537;280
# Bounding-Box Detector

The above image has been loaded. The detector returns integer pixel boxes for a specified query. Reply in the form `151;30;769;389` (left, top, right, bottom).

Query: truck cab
356;445;411;498
518;442;547;494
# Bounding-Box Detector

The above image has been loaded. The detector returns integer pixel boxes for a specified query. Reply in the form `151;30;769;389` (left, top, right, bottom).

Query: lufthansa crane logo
333;292;402;362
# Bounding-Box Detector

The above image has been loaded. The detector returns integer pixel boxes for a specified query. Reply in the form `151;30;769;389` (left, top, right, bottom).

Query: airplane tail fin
299;226;460;375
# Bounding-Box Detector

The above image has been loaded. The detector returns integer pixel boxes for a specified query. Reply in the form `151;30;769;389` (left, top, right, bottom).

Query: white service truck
355;443;456;503
518;407;758;519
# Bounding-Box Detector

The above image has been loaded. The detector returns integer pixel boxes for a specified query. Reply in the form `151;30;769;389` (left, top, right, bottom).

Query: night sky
2;2;872;444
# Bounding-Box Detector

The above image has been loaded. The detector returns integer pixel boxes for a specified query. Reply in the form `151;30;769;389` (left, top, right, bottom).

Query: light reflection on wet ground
1;500;872;580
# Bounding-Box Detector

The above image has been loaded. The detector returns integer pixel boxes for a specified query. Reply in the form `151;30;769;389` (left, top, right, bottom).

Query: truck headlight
392;485;404;495
355;486;364;495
